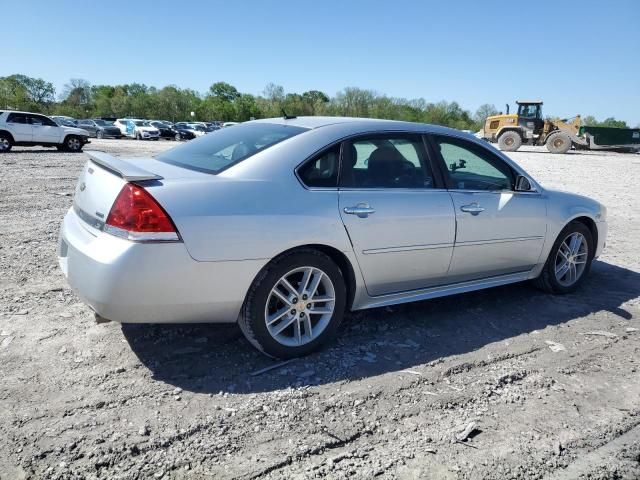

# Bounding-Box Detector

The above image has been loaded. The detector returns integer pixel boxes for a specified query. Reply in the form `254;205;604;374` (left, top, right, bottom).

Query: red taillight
105;183;179;241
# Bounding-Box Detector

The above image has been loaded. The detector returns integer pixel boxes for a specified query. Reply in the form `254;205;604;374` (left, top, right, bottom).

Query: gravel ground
1;139;639;480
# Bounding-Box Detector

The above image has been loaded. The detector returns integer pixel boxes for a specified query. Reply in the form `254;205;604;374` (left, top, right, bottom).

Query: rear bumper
58;208;267;323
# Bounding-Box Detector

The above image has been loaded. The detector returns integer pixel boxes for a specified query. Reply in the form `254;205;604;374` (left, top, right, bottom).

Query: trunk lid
73;151;209;232
73;151;166;230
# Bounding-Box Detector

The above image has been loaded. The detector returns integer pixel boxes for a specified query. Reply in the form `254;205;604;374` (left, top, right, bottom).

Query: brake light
105;183;180;242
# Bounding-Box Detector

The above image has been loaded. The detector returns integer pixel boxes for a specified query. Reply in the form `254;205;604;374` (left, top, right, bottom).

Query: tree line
0;73;634;130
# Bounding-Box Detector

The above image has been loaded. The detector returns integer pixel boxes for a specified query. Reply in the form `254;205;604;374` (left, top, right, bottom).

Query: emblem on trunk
79;182;86;191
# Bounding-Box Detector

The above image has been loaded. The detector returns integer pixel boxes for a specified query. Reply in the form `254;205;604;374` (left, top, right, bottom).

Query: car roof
2;110;51;116
251;116;468;136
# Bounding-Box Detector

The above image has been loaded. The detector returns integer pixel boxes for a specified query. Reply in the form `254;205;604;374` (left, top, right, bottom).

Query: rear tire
498;131;522;152
533;221;594;294
238;249;346;359
0;133;12;153
546;132;572;154
96;130;104;139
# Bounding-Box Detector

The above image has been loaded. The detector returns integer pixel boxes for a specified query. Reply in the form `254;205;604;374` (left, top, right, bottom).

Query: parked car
114;118;131;136
76;119;123;139
222;122;239;128
122;119;160;140
174;122;206;137
173;125;197;141
147;121;179;140
51;116;78;127
58;117;607;358
0;110;90;152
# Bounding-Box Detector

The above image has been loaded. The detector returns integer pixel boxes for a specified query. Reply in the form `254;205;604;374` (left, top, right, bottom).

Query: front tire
64;136;82;152
238;249;347;358
533;221;594;294
498;131;522;152
0;133;12;153
546;132;572;154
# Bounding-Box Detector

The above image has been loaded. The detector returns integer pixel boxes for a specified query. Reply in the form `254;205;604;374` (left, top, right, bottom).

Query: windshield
134;121;145;126
156;122;307;174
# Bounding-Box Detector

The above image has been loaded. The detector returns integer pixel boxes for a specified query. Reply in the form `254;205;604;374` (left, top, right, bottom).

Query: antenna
281;109;296;120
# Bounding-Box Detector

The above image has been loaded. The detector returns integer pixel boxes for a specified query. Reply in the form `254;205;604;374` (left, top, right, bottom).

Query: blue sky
4;0;639;125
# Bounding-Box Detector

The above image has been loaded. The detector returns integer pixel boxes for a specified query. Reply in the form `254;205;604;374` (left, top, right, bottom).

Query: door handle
344;203;375;218
460;203;485;214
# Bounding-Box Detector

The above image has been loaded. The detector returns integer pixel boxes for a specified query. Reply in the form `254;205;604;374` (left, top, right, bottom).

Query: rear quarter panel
149;176;352;262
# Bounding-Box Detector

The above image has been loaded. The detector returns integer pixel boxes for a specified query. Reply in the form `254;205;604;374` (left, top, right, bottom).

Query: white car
0;110;90;152
113;118;131;136
122;119;160;140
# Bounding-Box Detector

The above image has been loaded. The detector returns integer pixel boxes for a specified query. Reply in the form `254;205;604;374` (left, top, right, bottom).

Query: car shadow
122;260;640;394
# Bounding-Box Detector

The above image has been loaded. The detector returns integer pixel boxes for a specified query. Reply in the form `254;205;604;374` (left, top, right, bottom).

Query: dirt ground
1;139;639;480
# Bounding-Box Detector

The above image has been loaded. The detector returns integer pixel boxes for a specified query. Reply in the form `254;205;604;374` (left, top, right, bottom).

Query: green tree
473;104;498;128
209;82;240;102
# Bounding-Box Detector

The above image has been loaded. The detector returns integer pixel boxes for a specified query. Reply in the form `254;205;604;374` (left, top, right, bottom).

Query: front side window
340;135;435;189
297;145;340;188
433;136;513;191
156;122;308;174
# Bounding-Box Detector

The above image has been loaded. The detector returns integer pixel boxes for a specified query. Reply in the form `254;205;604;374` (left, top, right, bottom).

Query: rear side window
7;113;28;124
156;122;307;174
297;145;340;188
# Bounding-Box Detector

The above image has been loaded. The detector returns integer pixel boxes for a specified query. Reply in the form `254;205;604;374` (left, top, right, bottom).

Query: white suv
116;119;160;140
0;111;90;153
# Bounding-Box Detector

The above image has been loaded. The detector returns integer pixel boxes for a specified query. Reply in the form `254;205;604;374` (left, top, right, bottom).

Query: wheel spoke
299;268;313;295
307;295;334;303
307;271;324;298
303;315;313;338
308;307;333;314
556;261;569;279
279;278;299;297
266;307;291;326
273;316;297;336
569;234;582;255
271;288;292;306
294;319;302;344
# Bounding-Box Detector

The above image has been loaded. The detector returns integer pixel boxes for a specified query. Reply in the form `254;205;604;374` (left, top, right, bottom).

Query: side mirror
515;175;535;192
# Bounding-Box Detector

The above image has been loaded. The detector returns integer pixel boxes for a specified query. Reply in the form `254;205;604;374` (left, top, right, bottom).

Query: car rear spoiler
85;151;163;182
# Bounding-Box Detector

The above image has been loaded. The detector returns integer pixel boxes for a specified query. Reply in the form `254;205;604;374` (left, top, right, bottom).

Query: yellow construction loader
481;101;586;154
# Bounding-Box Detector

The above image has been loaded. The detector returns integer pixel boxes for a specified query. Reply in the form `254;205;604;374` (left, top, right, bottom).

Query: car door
30;114;62;143
6;113;32;142
78;120;96;136
430;134;546;283
338;133;456;296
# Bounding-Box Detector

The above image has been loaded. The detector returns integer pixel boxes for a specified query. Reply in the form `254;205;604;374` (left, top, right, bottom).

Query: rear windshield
156;122;308;174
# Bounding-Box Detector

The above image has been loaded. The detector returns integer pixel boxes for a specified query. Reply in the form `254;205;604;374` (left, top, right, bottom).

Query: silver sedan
58;117;607;358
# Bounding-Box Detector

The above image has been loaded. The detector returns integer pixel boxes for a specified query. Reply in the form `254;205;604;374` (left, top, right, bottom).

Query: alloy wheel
264;266;335;347
67;137;81;151
0;137;9;151
554;232;588;287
